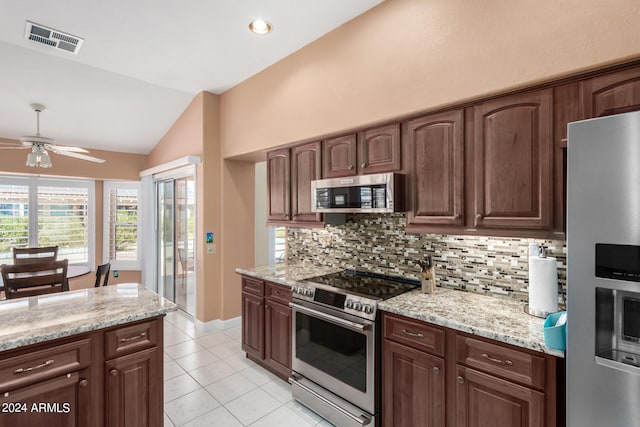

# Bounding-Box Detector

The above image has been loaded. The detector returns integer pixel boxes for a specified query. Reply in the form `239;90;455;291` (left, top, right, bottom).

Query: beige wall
0;138;147;180
147;92;254;322
220;0;640;158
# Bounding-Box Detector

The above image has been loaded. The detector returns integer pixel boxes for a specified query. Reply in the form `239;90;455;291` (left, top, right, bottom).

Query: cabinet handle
110;369;119;377
79;379;88;388
457;376;464;384
348;164;354;170
454;214;461;219
14;359;54;374
433;367;440;375
361;162;367;169
274;290;281;296
401;329;424;338
475;214;483;219
285;214;290;219
481;353;514;366
119;331;147;343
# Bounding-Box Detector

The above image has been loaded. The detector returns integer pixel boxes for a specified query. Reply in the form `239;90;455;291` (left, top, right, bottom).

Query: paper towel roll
528;256;559;315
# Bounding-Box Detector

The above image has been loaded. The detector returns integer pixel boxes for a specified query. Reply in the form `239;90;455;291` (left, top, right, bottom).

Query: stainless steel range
289;270;418;427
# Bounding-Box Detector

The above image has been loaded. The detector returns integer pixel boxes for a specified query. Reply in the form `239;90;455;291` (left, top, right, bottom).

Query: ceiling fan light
40;151;52;168
26;152;37;167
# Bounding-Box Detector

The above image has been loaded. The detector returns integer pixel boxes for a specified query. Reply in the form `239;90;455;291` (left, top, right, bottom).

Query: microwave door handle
289;302;371;332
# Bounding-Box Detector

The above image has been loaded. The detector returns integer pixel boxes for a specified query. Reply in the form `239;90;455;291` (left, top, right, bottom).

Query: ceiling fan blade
44;144;89;153
51;149;106;163
0;141;26;148
0;146;29;150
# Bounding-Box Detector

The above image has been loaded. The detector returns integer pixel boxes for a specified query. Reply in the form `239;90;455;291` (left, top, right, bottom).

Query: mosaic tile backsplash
286;214;566;306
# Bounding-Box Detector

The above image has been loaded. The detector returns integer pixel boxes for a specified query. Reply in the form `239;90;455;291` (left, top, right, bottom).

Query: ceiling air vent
24;21;84;54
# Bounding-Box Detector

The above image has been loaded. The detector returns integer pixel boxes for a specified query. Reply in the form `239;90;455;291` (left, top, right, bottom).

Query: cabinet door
455;365;544;427
383;339;445;427
264;301;292;379
291;141;322;223
242;292;265;360
583;66;640;118
105;347;162;427
406;110;464;227
267;148;291;221
473;89;552;230
359;123;401;174
323;134;357;178
0;370;93;427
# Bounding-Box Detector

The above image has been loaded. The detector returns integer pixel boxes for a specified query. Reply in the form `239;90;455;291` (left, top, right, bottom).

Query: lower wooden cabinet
265;299;292;379
0;368;93;426
241;276;292;380
0;316;164;427
383;339;445;427
105;347;162;427
382;312;561;427
455;365;544;427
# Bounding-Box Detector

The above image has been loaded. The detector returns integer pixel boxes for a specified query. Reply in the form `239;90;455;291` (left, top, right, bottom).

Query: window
0;176;94;265
103;181;141;270
268;225;286;265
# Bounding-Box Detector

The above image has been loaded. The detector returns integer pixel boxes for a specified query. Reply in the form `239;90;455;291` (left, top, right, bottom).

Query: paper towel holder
524;304;555;318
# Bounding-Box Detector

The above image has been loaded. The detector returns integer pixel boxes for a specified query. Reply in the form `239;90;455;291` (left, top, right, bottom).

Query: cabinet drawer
266;282;291;305
242;276;265;296
456;335;546;389
105;319;159;360
0;338;91;392
383;313;445;357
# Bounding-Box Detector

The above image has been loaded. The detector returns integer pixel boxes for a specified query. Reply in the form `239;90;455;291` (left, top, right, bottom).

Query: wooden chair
95;262;111;287
1;259;68;299
12;246;59;265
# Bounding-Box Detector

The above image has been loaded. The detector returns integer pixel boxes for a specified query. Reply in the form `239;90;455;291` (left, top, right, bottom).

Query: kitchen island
0;283;176;427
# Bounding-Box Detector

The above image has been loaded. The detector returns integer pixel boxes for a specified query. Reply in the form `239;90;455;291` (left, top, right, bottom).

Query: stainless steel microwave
311;172;405;213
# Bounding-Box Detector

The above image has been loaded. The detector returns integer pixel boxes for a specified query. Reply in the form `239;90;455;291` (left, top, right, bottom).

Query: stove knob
345;300;353;309
305;288;314;297
363;304;374;314
294;286;301;295
353;302;362;311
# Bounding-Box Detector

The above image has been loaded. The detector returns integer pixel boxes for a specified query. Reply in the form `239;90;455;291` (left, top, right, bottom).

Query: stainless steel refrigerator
567;110;640;427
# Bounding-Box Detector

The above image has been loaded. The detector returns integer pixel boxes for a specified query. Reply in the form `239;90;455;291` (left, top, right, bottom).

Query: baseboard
194;315;241;331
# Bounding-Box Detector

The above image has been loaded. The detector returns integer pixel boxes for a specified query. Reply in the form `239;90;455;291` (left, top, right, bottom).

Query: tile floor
164;310;334;427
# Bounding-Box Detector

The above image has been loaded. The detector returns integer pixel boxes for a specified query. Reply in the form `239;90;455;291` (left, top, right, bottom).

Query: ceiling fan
0;104;106;168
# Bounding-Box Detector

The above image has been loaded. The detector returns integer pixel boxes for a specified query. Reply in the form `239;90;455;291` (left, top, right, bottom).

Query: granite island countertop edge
0;284;177;353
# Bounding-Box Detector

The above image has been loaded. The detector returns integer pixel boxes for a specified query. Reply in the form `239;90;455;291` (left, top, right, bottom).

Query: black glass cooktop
302;269;419;300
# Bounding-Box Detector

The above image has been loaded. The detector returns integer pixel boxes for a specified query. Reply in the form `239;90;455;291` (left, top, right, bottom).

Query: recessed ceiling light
249;19;272;35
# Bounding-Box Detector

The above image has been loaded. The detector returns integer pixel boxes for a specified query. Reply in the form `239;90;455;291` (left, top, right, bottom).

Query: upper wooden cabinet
323;133;357;178
323;123;402;178
267;148;290;222
406;110;464;228
267;143;323;227
359;123;402;174
583;65;640;118
291;141;322;223
473;89;553;230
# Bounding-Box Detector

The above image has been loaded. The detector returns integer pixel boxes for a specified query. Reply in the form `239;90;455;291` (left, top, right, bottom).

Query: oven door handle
289;302;371;332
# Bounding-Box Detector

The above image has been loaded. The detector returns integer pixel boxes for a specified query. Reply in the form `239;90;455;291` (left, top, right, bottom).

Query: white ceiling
0;0;382;154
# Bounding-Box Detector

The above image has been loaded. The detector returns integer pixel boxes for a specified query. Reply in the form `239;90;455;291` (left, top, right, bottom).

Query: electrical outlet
207;244;216;254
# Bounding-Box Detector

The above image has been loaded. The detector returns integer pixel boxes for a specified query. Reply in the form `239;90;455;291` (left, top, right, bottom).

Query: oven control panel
345;299;374;315
291;285;377;320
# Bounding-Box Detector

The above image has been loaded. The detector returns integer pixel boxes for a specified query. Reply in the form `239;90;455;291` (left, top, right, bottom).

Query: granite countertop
380;288;564;357
0;283;177;352
237;264;563;358
235;263;342;287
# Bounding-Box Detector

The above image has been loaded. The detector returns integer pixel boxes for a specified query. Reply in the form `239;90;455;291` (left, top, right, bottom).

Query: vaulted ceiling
0;0;382;154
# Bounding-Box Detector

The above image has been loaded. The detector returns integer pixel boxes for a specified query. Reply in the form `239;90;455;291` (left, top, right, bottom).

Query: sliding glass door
157;172;195;315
